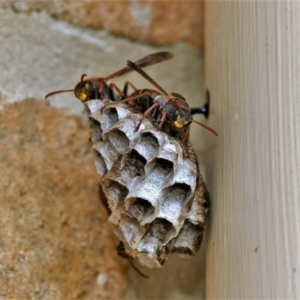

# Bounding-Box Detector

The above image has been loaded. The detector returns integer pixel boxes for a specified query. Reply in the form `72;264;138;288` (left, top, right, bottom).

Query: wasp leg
117;242;149;279
135;102;160;131
108;83;124;101
182;127;191;147
100;92;150;113
157;111;167;131
123;81;138;98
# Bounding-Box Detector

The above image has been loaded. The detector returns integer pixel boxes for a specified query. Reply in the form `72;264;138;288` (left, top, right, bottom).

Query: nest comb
85;99;210;269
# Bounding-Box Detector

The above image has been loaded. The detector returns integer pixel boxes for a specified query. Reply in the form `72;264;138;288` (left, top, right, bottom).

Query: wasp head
172;108;192;129
74;74;101;102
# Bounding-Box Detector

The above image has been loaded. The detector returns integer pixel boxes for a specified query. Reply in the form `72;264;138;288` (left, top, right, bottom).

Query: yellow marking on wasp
174;120;184;128
78;93;87;102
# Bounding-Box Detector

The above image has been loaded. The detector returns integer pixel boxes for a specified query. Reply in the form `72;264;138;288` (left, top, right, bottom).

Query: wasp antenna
189;119;218;136
128;258;150;279
45;89;74;99
81;74;87;82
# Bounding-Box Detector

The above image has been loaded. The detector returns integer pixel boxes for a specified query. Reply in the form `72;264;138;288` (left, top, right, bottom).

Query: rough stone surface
1;0;204;49
0;99;127;299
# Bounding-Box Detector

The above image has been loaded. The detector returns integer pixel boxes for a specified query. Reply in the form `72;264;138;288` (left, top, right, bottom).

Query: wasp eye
83;82;93;92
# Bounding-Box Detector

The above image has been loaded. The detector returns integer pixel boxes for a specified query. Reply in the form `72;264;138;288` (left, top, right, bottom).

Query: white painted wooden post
205;1;300;299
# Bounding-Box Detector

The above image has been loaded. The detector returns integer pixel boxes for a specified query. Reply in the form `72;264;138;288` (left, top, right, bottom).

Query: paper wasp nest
85;99;210;269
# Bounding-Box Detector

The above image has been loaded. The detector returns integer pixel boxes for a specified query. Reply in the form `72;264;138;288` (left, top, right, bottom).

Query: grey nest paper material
85;99;210;269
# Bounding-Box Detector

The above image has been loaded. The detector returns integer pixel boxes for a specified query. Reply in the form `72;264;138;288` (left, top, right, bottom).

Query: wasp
45;52;173;102
101;60;217;141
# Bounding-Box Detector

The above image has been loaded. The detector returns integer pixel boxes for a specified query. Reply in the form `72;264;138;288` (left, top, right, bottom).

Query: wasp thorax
74;81;97;102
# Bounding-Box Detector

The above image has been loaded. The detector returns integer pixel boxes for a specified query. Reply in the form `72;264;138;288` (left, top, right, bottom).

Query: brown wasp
101;60;218;141
45;52;173;102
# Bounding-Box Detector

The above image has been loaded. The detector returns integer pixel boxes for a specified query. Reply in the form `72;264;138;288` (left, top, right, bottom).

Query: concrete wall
0;0;204;49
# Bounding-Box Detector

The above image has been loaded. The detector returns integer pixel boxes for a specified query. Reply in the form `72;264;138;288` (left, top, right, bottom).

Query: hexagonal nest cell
85;99;210;268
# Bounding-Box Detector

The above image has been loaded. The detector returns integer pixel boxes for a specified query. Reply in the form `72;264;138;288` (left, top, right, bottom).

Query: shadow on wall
126;246;206;300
